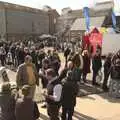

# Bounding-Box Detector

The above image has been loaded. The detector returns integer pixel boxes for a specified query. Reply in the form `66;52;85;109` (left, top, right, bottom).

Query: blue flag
83;7;90;31
112;9;116;29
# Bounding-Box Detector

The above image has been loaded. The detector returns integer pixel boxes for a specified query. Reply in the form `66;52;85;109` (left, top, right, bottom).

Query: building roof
0;1;47;14
0;1;59;15
70;16;105;31
59;8;112;20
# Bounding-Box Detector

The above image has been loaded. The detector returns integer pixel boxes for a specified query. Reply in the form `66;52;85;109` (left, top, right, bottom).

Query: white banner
102;34;120;55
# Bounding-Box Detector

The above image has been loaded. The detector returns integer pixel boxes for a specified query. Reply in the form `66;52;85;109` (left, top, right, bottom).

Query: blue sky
0;0;120;14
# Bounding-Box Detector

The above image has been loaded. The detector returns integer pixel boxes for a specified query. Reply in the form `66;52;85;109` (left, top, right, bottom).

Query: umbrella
39;34;53;39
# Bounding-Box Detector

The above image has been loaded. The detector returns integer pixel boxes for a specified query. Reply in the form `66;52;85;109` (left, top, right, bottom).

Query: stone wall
5;9;49;41
0;1;52;41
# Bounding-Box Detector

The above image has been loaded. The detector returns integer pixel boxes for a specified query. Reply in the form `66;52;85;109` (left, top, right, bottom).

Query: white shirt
49;77;62;102
53;84;62;102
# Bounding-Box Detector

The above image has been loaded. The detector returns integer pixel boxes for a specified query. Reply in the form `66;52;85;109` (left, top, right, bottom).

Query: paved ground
1;68;119;120
0;49;120;120
38;93;120;120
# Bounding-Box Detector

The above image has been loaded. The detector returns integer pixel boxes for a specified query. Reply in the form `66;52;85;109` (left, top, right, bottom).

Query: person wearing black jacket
64;47;71;67
61;70;78;120
15;85;40;120
0;83;16;120
102;53;112;91
92;51;102;85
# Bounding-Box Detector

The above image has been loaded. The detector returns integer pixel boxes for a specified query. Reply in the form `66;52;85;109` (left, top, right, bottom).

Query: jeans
61;107;74;120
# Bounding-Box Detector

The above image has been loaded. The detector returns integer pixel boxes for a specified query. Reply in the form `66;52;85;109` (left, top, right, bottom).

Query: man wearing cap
43;68;62;120
16;55;39;99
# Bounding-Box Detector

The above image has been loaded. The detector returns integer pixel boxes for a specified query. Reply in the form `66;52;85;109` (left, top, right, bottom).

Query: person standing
0;46;6;66
82;50;91;83
15;85;40;120
64;47;71;67
72;53;82;84
17;46;25;65
61;71;78;120
0;83;16;120
16;55;39;99
51;51;61;76
37;49;46;71
92;50;102;85
102;53;112;91
39;58;50;88
43;69;62;120
10;44;16;65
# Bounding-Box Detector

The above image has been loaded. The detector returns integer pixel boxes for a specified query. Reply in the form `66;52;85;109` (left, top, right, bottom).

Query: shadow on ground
74;111;96;120
98;93;120;103
39;111;96;120
78;80;103;97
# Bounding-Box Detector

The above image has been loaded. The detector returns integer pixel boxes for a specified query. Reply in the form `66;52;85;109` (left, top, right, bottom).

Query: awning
70;16;105;31
39;34;56;39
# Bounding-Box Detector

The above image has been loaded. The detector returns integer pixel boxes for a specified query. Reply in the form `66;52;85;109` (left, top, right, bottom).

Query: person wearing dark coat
30;48;37;64
64;47;71;67
59;61;74;81
30;47;38;71
38;50;46;69
102;53;112;91
92;51;102;85
61;70;78;120
10;44;16;65
15;85;40;120
0;83;16;120
71;53;82;83
17;47;25;65
82;50;91;82
51;52;61;76
0;46;6;66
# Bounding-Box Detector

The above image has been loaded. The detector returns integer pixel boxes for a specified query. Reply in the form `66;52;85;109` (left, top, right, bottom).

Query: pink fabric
90;33;102;55
83;35;90;50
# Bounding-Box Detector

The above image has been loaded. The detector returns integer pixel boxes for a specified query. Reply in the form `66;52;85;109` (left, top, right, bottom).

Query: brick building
0;1;59;41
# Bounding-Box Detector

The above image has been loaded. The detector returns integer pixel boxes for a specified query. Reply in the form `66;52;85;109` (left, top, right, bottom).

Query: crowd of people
0;40;120;120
